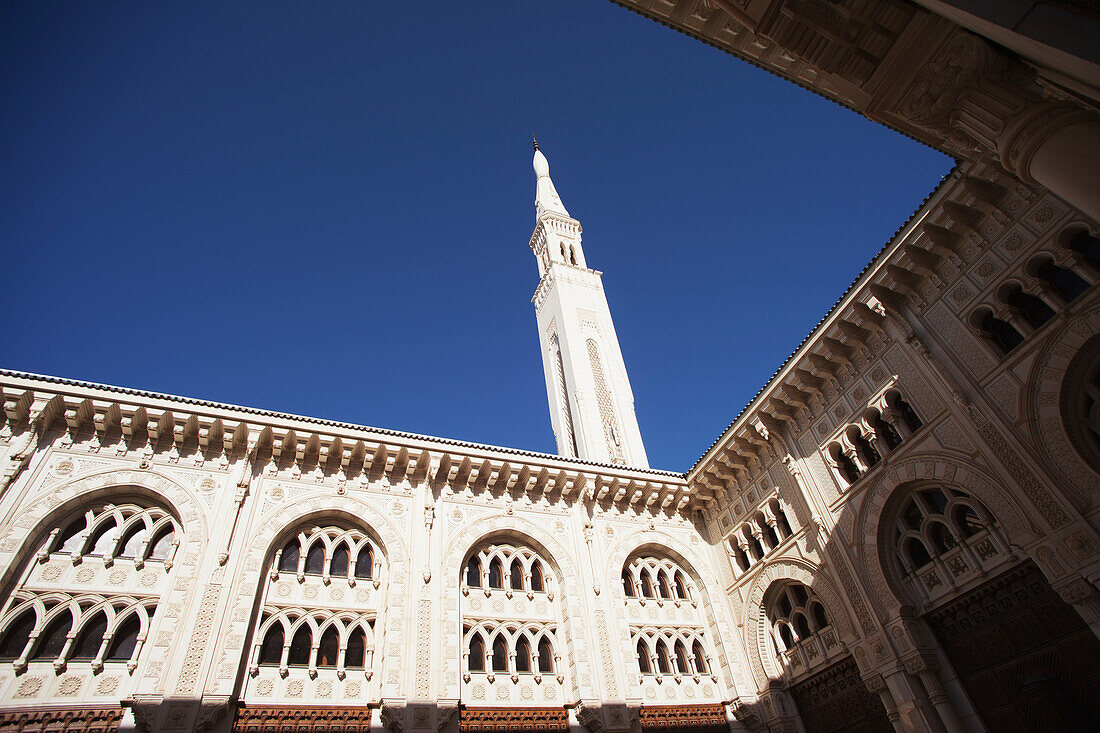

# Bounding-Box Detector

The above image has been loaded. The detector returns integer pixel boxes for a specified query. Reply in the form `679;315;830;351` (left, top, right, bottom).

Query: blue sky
1;1;952;471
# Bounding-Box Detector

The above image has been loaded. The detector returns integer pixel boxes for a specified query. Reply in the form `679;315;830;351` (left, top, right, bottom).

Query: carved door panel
788;656;893;733
925;561;1100;732
638;704;728;732
458;707;568;731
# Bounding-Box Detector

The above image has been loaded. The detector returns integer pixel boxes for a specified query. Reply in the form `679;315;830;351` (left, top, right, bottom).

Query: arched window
1004;285;1055;329
657;571;671;599
829;444;862;484
870;411;902;450
0;610;35;660
488;558;503;589
147;525;176;561
674;640;690;674
851;430;880;469
655;640;671;674
56;518;85;555
118;524;148;559
287;626;312;666
304;543;325;575
692;640;708;674
640;572;654;598
767;582;833;673
330;546;349;578
538;638;554;673
468;634;485;672
636;639;651;674
1067;229;1100;266
466;557;481;587
674;572;688;600
278;540;299;572
259;624;284;665
316;627;339;667
531;561;544;592
515;635;531;672
345;627;366;669
622;569;635;597
106;614;141;662
894;488;991;568
32;613;72;661
974;309;1024;355
71;612;108;660
1061;335;1100;473
510;558;524;590
248;522;383;690
1035;258;1089;302
491;637;508;672
886;392;923;433
355;545;374;579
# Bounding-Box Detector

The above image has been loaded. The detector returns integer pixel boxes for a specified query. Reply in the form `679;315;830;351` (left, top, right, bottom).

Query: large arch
211;492;411;702
604;528;747;699
741;559;857;688
853;454;1035;616
441;513;593;702
1026;303;1100;512
0;467;206;693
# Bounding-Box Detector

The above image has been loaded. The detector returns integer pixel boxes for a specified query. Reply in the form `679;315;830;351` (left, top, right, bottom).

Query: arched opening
71;612;108;660
287;626;312;666
491;637;508;672
538;638;554;673
1034;257;1089;302
0;609;35;660
1003;284;1056;329
315;627;339;667
355;545;373;579
278;540;299;572
655;640;671;673
622;568;635;597
636;638;651;674
468;633;485;672
674;640;690;674
345;627;366;668
304;543;325;575
691;640;708;674
32;612;72;661
488;557;504;589
510;558;524;590
974;308;1024;355
258;624;284;665
531;561;544;592
466;557;481;587
330;545;349;578
106;614;141;661
515;635;531;672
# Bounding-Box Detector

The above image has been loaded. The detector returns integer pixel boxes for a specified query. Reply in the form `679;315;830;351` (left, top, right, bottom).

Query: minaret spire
532;142;570;218
526;143;649;468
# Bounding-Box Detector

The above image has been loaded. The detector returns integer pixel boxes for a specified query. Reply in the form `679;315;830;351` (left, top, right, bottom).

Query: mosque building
0;2;1098;731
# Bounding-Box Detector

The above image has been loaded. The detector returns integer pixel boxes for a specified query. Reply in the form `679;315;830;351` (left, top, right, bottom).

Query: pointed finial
532;135;539;152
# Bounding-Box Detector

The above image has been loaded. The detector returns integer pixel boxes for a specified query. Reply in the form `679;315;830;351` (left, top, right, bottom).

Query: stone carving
175;584;221;693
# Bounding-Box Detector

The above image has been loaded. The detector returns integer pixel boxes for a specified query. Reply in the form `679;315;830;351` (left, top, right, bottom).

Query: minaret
528;140;649;468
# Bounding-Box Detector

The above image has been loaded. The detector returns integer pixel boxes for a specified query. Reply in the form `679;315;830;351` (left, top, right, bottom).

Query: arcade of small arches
726;498;795;577
763;582;839;679
463;623;558;679
631;628;711;679
463;544;552;596
251;611;374;678
271;525;381;586
827;389;923;487
0;500;180;677
621;556;694;603
972;225;1098;356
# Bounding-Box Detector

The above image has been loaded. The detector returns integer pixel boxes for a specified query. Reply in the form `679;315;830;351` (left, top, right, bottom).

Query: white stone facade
1;151;1098;732
2;3;1100;729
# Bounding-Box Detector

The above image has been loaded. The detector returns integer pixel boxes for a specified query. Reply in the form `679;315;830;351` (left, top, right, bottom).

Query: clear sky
1;1;952;472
